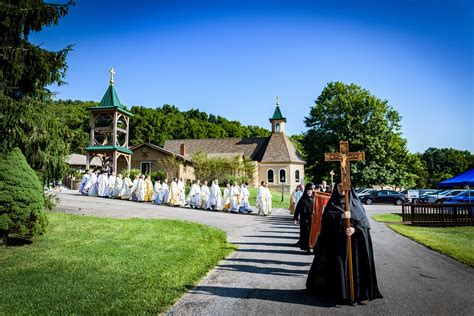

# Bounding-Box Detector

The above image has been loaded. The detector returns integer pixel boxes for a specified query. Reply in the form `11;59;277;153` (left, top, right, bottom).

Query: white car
422;189;465;203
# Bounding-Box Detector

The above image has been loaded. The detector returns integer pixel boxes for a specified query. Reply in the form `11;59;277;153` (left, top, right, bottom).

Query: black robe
306;186;383;303
293;185;314;251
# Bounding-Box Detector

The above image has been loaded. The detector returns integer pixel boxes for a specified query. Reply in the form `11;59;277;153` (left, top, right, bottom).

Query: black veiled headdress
326;185;370;228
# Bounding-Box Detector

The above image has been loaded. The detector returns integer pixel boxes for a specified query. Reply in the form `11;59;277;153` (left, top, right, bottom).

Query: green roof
270;105;286;121
88;85;133;116
85;145;133;155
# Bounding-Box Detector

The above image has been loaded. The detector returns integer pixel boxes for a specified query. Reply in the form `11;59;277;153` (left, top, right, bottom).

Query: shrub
0;148;48;242
120;168;141;179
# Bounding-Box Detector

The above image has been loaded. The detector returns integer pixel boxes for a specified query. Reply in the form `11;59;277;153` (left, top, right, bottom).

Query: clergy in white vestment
177;177;186;206
294;184;304;207
206;180;222;211
187;180;201;208
256;181;272;216
239;183;252;213
200;180;210;209
88;171;99;197
152;177;163;204
108;172;116;197
222;183;231;211
79;171;90;194
161;178;170;204
111;174;123;198
120;176;133;199
229;182;241;213
130;175;140;201
136;175;147;202
97;171;109;197
168;178;180;206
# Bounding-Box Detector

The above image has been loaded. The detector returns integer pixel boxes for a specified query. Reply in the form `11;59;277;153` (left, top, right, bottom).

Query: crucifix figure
324;141;365;304
109;67;115;85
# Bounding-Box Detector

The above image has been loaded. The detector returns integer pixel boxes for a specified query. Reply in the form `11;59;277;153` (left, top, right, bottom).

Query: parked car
401;189;439;203
422;189;465;203
442;190;474;203
357;188;378;197
359;190;407;205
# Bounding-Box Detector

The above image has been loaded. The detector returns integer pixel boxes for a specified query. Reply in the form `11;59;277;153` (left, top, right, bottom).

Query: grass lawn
371;213;403;222
372;213;473;266
0;212;234;314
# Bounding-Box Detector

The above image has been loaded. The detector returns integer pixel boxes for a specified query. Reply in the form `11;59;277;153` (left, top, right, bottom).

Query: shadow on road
225;258;311;267
217;264;307;277
189;286;338;308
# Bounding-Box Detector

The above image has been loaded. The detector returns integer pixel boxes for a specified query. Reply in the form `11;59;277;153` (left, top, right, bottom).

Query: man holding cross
306;141;382;305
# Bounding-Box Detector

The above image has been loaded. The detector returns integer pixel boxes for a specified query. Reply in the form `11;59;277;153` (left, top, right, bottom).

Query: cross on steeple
109;67;115;85
276;96;279;106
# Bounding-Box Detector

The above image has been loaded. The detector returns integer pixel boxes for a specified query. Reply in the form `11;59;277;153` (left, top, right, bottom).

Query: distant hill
52;100;271;154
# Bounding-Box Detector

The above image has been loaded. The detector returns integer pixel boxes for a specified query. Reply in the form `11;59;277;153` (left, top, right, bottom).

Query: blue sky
31;0;473;153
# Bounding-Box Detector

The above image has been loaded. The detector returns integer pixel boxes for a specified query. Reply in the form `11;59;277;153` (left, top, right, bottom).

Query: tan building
164;103;305;191
117;143;195;180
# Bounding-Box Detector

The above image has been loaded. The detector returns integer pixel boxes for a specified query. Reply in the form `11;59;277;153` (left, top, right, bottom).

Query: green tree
0;0;75;183
0;148;48;242
303;82;420;187
421;147;474;187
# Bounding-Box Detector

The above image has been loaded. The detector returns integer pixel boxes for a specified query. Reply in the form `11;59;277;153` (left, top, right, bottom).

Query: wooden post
324;141;365;304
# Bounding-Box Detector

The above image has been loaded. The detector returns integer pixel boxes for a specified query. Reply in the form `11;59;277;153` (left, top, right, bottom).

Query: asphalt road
56;190;473;315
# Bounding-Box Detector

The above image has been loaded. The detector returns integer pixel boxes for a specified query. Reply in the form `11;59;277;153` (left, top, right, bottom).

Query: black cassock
306;186;383;303
293;183;315;252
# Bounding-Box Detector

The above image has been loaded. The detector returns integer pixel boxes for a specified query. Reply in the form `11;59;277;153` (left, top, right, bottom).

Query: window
140;161;151;175
275;123;280;132
267;169;274;183
295;170;300;183
279;169;286;183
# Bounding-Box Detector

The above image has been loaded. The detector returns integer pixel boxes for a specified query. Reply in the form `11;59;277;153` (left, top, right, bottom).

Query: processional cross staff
324;141;365;304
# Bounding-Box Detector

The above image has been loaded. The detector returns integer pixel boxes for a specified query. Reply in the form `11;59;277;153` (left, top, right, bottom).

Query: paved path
57;191;473;315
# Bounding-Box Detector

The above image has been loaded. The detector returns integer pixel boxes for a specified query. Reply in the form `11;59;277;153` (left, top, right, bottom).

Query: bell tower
269;96;286;133
85;68;133;173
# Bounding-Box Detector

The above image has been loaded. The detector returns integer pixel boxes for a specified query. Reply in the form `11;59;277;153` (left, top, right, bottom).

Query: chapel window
267;169;274;183
280;169;286;183
295;170;300;183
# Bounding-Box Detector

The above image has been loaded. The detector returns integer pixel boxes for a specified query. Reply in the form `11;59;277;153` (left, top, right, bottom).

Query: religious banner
309;192;331;249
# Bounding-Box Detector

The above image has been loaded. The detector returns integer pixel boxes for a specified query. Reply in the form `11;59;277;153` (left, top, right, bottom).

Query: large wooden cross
324;141;365;191
324;141;365;304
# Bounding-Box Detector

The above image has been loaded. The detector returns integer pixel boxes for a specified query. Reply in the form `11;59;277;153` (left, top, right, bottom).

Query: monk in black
293;183;315;254
306;184;383;304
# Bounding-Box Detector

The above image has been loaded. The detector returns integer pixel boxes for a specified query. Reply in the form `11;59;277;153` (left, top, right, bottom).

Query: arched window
279;169;286;183
275;123;280;132
295;170;300;183
267;169;274;183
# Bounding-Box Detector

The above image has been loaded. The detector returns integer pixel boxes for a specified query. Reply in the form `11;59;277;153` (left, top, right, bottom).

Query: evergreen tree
0;0;74;183
0;148;47;242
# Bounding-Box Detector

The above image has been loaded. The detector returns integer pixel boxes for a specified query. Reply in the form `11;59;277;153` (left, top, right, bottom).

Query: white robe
229;185;240;212
207;183;222;210
112;177;123;198
97;174;109;197
130;178;139;201
136;179;146;202
200;185;210;209
152;181;163;204
188;183;201;207
88;173;98;197
108;175;116;197
79;174;89;194
177;180;186;206
162;182;170;204
240;185;252;212
120;177;133;199
295;190;303;207
257;186;272;215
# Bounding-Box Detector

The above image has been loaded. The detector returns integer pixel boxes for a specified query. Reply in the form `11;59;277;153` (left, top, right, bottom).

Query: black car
359;190;406;205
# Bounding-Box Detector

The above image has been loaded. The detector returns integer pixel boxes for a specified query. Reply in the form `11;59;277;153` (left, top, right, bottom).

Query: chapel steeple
269;96;287;133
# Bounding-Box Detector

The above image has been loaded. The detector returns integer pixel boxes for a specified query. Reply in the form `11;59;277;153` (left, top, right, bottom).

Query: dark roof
164;138;269;162
164;134;305;164
260;133;305;164
270;105;286;122
130;143;192;163
85;145;133;155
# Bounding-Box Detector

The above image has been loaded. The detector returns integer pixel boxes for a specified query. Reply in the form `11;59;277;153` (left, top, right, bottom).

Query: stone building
163;101;305;191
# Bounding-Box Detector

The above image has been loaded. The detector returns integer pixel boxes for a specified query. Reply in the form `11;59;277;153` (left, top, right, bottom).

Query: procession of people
78;169;255;214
